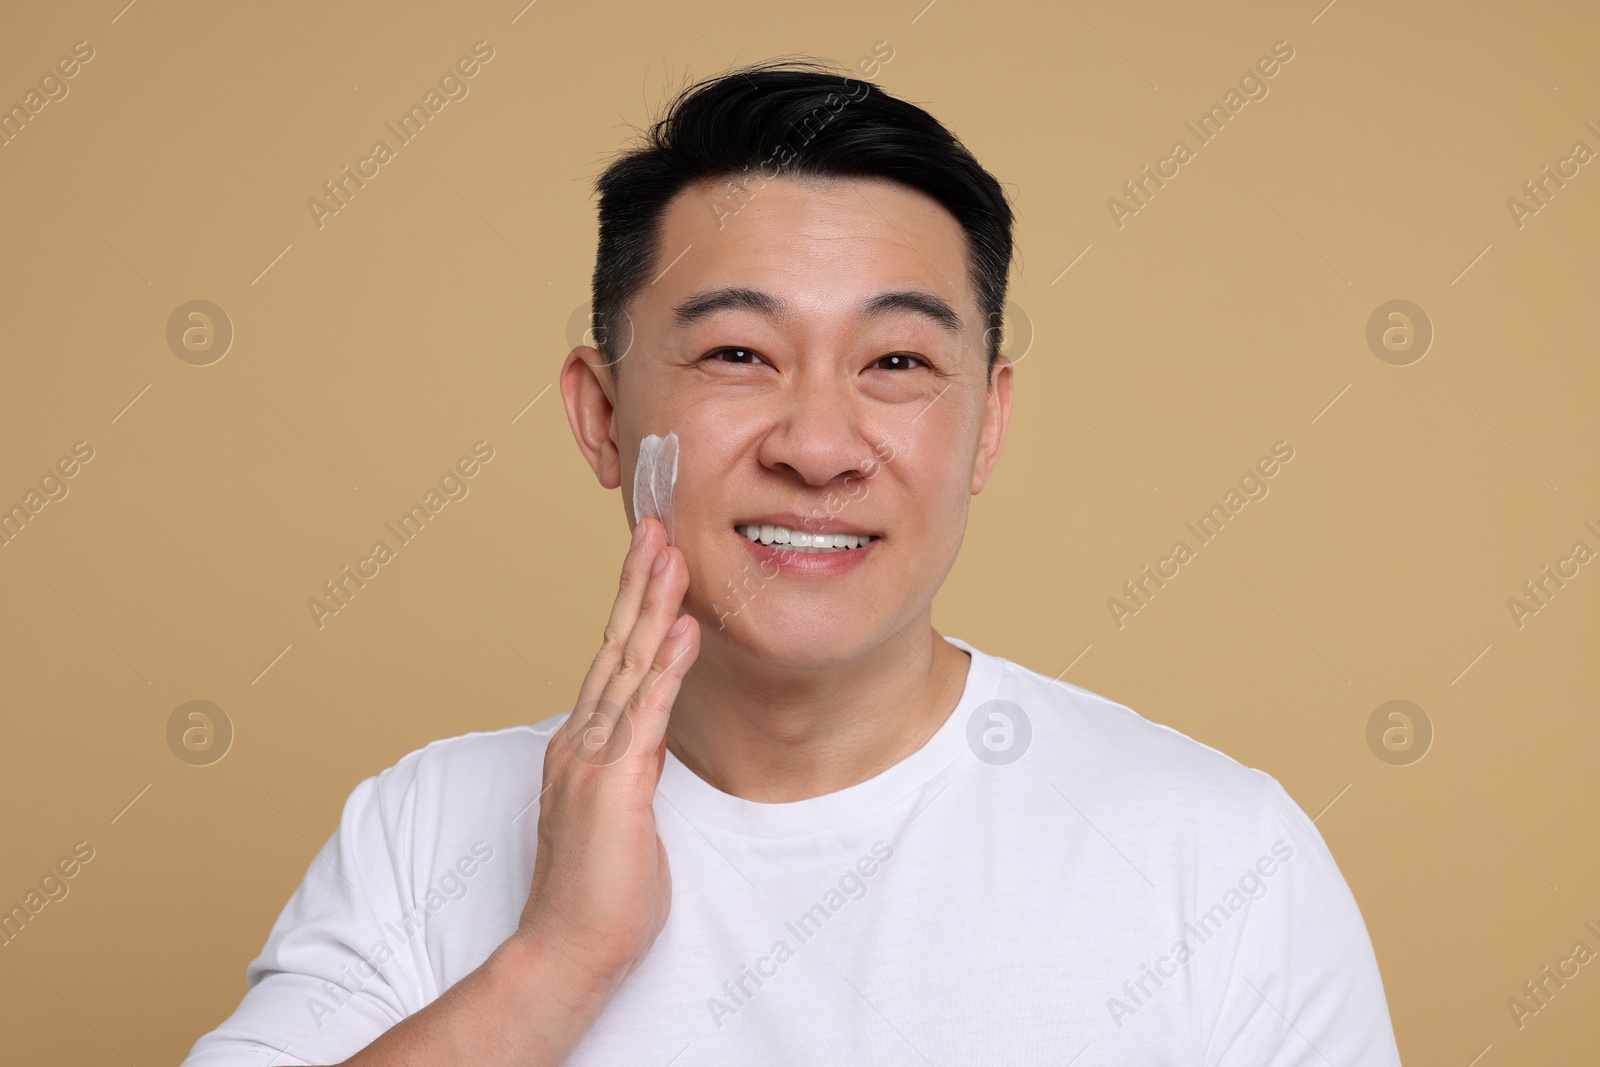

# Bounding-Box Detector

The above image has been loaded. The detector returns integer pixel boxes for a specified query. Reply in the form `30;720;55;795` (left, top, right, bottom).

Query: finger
595;545;690;731
555;520;666;767
574;517;662;712
629;611;699;757
557;590;693;772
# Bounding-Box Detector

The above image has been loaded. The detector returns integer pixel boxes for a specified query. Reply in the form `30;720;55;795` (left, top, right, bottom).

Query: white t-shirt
181;636;1402;1066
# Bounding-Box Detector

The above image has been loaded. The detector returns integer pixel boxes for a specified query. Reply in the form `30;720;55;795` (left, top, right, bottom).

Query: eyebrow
671;286;962;334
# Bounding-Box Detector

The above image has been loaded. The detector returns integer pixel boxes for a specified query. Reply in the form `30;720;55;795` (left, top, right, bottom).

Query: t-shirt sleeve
178;770;421;1066
1202;778;1403;1067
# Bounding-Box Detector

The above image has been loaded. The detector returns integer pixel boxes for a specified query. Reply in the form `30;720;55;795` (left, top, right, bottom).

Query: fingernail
668;614;689;638
631;520;646;548
651;550;668;576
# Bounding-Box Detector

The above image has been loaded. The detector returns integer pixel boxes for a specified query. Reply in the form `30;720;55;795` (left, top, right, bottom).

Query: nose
755;364;879;487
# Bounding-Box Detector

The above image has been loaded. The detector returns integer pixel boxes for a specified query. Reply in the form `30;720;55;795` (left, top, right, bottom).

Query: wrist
497;927;624;1017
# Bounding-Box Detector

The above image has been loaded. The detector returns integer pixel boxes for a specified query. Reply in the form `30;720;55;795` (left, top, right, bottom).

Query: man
182;58;1402;1065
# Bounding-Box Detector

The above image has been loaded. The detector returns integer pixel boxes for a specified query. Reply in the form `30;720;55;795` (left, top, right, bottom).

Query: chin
703;596;884;669
736;632;870;672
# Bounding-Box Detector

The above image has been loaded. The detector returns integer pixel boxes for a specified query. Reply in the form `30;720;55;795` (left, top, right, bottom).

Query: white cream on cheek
633;432;680;545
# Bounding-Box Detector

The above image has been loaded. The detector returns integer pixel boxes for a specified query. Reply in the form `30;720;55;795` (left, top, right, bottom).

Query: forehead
642;174;978;327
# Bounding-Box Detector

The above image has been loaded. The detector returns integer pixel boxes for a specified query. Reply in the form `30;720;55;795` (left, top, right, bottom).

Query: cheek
671;456;706;541
897;436;970;513
889;438;975;575
676;496;731;611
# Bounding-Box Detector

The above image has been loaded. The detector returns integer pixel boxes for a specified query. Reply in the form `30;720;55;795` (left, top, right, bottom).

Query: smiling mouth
734;523;879;553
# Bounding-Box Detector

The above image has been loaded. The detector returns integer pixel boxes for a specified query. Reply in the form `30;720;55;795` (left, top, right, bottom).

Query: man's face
566;174;1011;668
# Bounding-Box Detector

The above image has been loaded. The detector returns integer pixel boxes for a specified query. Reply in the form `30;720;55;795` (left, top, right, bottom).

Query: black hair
588;55;1015;383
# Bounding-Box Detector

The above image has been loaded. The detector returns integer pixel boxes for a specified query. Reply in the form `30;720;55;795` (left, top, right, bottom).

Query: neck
664;622;972;803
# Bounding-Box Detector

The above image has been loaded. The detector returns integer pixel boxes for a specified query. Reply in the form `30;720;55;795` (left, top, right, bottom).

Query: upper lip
734;513;880;537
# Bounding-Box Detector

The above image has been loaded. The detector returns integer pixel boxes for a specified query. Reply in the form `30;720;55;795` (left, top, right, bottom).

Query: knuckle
599;623;628;656
617;645;648;679
616;564;639;594
626;682;655;716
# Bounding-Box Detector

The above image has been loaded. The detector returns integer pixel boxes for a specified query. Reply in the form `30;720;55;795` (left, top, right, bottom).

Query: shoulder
977;647;1339;900
989;648;1293;836
353;713;575;832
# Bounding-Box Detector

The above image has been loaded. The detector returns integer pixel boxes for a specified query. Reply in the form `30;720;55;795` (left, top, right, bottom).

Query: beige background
1;0;1596;1062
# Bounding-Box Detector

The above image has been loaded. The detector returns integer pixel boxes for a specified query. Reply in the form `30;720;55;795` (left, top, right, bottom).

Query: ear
561;345;621;489
970;356;1013;495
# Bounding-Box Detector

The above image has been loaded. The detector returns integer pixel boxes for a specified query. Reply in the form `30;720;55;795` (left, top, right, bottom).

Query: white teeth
736;524;876;552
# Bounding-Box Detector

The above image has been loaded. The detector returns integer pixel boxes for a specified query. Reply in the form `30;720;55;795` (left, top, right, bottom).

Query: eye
703;346;766;366
873;353;928;371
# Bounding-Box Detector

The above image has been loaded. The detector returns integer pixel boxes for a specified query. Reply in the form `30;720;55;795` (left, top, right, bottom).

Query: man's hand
341;515;699;1067
515;514;699;996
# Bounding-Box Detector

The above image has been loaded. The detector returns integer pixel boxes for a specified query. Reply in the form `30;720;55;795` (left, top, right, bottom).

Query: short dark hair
589;56;1015;384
